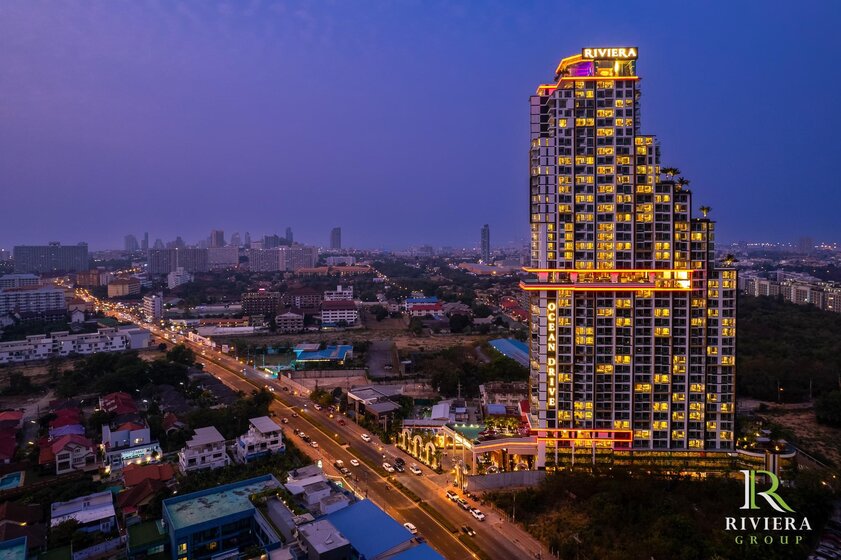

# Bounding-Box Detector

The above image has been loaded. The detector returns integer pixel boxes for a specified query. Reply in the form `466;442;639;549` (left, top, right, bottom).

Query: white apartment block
0;327;150;364
142;293;163;322
0;286;66;315
178;426;231;473
0;274;40;289
323;285;354;301
167;267;194;289
525;47;735;469
320;301;358;326
51;491;116;534
234;416;285;463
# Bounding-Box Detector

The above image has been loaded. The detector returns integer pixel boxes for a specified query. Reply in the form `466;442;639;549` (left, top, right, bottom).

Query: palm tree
675;177;690;191
700;205;711;218
662;167;680;179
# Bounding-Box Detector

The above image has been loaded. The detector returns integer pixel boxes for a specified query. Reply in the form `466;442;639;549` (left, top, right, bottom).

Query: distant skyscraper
524;47;736;469
153;239;165;249
263;235;283;249
230;232;241;247
124;234;139;252
330;227;342;250
210;230;225;248
141;232;149;251
797;236;814;255
13;242;89;274
244;232;251;248
285;227;294;244
480;224;491;262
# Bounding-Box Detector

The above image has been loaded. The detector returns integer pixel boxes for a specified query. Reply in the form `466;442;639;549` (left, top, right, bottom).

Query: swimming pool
0;471;24;491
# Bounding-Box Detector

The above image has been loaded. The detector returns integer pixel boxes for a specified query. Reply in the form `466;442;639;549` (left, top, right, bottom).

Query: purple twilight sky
1;1;839;251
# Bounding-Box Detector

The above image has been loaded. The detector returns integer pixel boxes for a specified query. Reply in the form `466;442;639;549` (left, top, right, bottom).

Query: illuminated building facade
525;48;736;468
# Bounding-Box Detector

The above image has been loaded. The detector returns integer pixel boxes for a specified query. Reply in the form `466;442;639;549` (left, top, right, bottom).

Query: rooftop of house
248;416;282;435
163;475;279;531
185;426;225;447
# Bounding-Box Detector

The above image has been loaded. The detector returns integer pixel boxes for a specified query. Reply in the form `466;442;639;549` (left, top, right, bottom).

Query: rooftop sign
582;47;638;60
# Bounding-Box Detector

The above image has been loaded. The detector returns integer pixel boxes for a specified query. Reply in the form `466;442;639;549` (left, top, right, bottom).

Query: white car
409;464;422;476
350;459;360;467
470;508;485;521
310;441;319;448
382;462;395;473
361;434;372;442
403;522;418;535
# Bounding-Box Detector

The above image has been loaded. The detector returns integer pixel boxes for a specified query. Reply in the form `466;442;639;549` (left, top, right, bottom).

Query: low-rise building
406;302;444;318
51;491;116;534
323;284;354;301
167;267;193;289
102;417;162;471
162;475;281;560
0;285;66;316
284;287;322;309
39;434;96;475
107;278;141;298
0;327;150;364
234;416;285;463
241;290;282;315
275;310;304;333
0;273;40;289
178;426;230;473
320;300;358;326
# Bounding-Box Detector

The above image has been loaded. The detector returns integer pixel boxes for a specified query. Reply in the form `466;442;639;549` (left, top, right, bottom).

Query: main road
92;299;548;560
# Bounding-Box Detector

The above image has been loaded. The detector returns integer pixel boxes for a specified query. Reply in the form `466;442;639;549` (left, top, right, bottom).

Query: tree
157;342;167;352
166;344;195;366
370;305;388;322
662;167;680;179
700;205;711;218
675;177;690;191
816;391;841;427
449;314;472;334
408;317;424;335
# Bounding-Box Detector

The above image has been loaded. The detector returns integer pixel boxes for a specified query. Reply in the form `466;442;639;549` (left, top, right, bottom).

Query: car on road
394;463;404;473
361;434;372;442
291;412;299;418
337;419;346;426
313;404;322;410
394;457;405;467
457;498;470;511
334;460;344;469
446;490;458;501
349;459;360;467
403;522;418;535
310;441;319;448
280;417;289;424
461;526;476;537
409;464;422;476
470;508;485;521
382;462;395;473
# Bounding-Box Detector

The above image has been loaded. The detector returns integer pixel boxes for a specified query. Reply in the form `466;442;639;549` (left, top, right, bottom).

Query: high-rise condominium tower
330;227;342;250
524;47;735;468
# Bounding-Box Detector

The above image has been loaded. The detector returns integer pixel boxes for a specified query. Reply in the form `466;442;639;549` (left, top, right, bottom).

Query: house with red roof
99;392;139;415
122;463;175;488
102;417;161;472
39;434;95;475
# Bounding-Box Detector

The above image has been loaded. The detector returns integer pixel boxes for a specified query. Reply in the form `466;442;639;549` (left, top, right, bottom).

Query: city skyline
1;2;839;249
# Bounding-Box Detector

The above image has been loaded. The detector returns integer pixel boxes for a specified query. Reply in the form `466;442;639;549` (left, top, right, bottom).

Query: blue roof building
488;338;529;367
326;500;444;560
293;345;353;363
162;474;281;560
